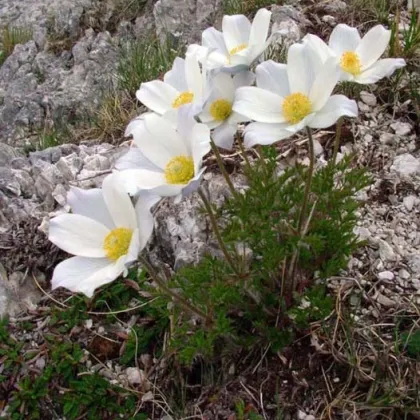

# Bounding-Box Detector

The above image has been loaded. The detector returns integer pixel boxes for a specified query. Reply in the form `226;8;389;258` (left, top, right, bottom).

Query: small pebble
377;271;395;281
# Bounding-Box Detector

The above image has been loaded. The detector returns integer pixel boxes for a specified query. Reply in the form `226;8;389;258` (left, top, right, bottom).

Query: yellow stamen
164;155;194;184
172;91;194;109
229;43;247;56
282;93;312;124
103;228;133;261
340;51;362;76
209;99;232;121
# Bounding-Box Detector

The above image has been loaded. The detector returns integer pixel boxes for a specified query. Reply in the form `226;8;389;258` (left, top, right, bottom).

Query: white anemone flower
233;44;358;148
136;54;206;118
199;71;255;149
49;174;158;298
303;24;406;84
116;107;211;200
187;8;272;72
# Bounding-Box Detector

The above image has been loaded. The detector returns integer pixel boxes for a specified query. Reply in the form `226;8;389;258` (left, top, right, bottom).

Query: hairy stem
198;187;241;277
210;138;237;198
297;127;316;233
332;117;344;165
139;255;211;324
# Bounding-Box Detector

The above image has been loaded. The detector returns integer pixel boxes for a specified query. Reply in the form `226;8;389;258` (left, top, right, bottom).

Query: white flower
136;54;206;118
49;174;158;298
303;24;406;84
187;8;272;72
198;71;255;149
233;44;358;147
116;107;211;199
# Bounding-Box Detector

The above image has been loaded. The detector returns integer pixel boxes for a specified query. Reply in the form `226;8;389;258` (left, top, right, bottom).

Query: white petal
309;57;340;111
67;187;114;230
227;51;251;67
150;183;185;197
136;81;178;115
209;72;235;100
51;256;123;298
125;228;140;264
115;148;162;172
256;60;290;97
233;87;285;123
202;27;229;55
181;169;205;197
309;95;358;129
164;57;188;92
141;113;188;169
287;43;314;95
356;58;406;84
206;50;230;70
233;70;255;89
191;123;211;174
135;192;160;250
176;104;201;155
118;169;165;196
185;54;204;101
303;34;335;74
328;24;361;55
222;14;252;52
49;214;108;258
243;122;293;147
246;39;271;65
102;173;137;230
212;122;237;149
356;25;391;70
125;114;146;138
284;114;315;133
248;8;271;47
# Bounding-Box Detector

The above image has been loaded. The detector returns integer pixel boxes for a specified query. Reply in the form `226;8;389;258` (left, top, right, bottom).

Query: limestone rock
391;154;420;177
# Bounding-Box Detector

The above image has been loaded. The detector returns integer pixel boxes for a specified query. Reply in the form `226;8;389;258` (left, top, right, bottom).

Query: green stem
297;127;316;233
332;117;344;165
210;138;237;198
139;255;211;324
198;187;241;277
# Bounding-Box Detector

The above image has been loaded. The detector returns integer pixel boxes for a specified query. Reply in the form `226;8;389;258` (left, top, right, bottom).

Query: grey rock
378;239;397;262
360;91;377;107
125;367;145;385
321;0;347;13
379;132;396;145
153;0;222;45
391;121;412;136
322;15;336;26
0;143;19;167
0;30;118;147
0;167;21;196
153;174;246;269
0;266;42;318
376;293;395;307
403;195;416;212
390;154;420;177
377;271;395;281
408;255;420;275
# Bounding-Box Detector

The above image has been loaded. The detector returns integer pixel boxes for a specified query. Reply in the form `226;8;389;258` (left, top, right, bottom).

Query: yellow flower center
282;93;312;124
340;51;362;76
209;99;232;121
229;44;247;56
103;228;133;261
172;91;194;109
164;155;194;184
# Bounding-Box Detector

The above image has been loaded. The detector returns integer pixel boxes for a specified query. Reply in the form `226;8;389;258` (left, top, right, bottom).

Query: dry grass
88;89;138;143
0;26;33;65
